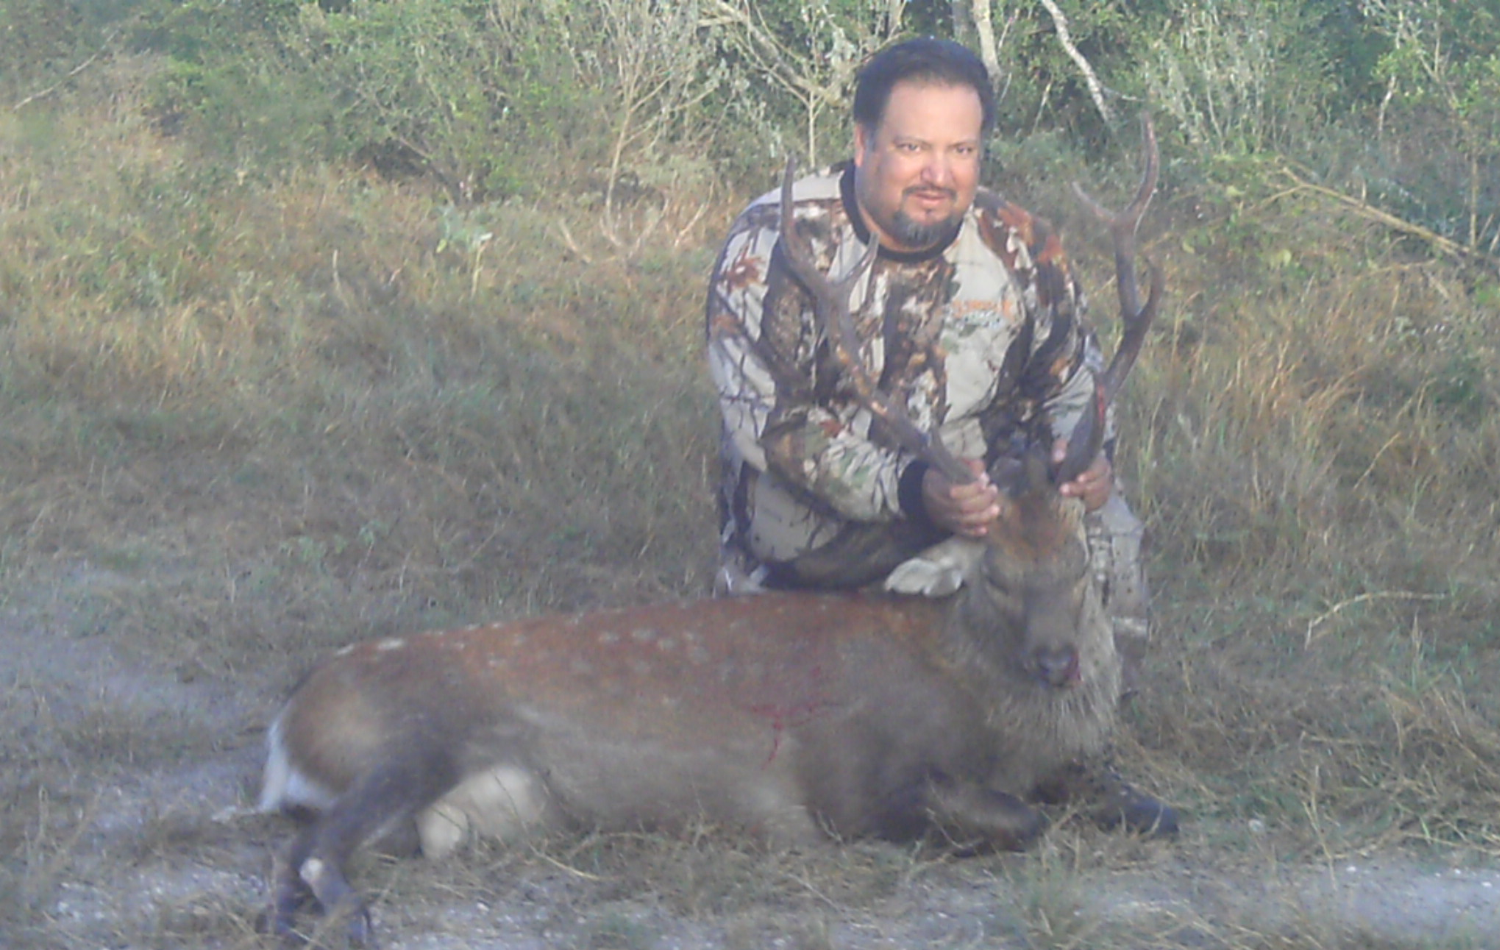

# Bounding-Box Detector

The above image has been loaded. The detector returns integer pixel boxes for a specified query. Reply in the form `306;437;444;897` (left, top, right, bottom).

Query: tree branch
1035;0;1114;125
1275;162;1500;274
12;30;116;112
971;0;1003;90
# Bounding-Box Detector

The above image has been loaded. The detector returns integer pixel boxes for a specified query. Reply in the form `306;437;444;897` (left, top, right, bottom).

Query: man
704;38;1148;679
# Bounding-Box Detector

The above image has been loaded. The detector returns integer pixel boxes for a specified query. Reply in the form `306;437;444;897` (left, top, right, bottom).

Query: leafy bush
1139;0;1335;157
0;0;151;101
1362;0;1500;255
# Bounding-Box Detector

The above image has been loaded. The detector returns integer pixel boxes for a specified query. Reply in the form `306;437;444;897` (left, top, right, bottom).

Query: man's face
853;80;984;254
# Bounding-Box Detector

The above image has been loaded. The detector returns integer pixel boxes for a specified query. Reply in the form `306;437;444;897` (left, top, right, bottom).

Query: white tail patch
258;713;337;813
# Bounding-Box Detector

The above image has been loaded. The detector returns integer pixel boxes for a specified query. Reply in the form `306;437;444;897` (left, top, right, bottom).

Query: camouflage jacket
706;162;1105;583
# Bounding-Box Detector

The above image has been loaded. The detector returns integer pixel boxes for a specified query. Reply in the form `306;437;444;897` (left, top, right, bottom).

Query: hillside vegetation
1;2;1498;947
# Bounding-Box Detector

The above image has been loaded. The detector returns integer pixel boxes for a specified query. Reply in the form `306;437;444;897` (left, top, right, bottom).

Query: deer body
262;543;1119;845
261;484;1146;941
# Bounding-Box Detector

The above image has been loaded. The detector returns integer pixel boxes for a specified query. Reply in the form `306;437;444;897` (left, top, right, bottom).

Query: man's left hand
1051;440;1113;512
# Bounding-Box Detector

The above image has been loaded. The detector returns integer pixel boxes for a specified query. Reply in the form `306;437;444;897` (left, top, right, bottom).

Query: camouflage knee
1085;489;1150;637
1086;489;1150;694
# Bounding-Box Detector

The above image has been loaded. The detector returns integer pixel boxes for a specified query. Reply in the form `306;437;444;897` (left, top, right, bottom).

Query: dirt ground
4;575;1497;950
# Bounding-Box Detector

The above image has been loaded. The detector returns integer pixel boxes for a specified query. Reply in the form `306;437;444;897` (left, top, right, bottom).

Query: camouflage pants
1084;488;1150;695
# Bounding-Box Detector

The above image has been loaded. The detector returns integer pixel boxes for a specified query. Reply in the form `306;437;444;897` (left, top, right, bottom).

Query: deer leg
273;815;375;946
269;852;314;944
1033;759;1178;837
272;756;461;945
920;778;1048;854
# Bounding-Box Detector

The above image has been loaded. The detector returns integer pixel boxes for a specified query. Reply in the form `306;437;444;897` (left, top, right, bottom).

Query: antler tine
1071;114;1162;403
1056;115;1164;485
773;158;975;486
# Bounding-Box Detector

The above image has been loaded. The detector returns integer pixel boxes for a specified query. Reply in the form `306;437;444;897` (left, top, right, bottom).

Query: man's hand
1052;439;1113;511
922;458;1003;537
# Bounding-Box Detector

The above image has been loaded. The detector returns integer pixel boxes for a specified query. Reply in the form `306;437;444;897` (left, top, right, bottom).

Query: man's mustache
904;185;957;200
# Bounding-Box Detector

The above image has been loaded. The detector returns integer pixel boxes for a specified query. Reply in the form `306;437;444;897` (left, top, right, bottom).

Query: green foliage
132;0;746;203
705;0;905;166
129;0;335;170
284;0;595;201
1139;0;1335;156
0;0;149;101
978;0;1147;145
1362;0;1500;254
0;1;86;94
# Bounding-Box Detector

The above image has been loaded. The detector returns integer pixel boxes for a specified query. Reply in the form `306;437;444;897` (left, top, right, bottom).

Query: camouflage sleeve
1013;213;1110;448
706;218;913;524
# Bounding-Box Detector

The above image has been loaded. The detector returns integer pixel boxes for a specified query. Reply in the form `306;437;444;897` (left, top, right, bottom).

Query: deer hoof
1095;783;1179;838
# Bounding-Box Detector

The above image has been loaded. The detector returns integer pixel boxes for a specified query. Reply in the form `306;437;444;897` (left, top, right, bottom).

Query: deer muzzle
1029;645;1082;689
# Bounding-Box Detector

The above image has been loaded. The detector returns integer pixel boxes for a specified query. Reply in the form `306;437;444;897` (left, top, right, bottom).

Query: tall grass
1100;173;1500;856
0;68;723;682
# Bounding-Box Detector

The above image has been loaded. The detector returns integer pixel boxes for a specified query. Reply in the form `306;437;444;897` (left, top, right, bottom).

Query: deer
259;119;1170;945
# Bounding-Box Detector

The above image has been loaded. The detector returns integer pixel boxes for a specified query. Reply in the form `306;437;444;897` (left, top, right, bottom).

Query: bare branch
12;30;116;112
971;0;1004;90
1273;161;1500;274
1035;0;1114;125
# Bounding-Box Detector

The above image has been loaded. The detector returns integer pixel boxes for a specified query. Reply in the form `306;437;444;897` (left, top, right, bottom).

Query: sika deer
260;120;1170;945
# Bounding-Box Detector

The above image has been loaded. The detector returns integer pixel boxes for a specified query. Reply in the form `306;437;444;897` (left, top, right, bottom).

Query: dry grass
1;57;1498;948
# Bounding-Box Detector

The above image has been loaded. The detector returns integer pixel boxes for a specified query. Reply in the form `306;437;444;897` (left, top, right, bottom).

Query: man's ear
852;122;870;168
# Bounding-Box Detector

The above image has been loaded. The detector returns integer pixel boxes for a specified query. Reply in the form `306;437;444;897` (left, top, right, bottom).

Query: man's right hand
921;458;1003;537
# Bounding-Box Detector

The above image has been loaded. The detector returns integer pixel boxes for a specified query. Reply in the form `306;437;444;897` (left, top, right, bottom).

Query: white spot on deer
334;644;356;657
630;627;657;643
599;631;619;645
299;857;327;888
376;638;405;652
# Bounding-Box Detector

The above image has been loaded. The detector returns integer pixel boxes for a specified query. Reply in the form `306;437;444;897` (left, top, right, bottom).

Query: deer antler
1055;114;1164;484
772;159;977;487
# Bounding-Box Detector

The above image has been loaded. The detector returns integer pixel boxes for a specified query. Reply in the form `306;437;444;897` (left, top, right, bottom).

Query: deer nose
1032;646;1081;688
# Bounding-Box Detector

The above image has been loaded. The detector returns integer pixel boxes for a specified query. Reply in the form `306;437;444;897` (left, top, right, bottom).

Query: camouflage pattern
706;162;1144;630
1087;485;1150;693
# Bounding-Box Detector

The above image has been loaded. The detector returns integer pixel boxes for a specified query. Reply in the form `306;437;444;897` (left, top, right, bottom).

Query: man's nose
919;155;953;188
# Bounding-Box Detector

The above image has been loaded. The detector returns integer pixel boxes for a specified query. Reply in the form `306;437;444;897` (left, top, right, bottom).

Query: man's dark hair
852;38;997;138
